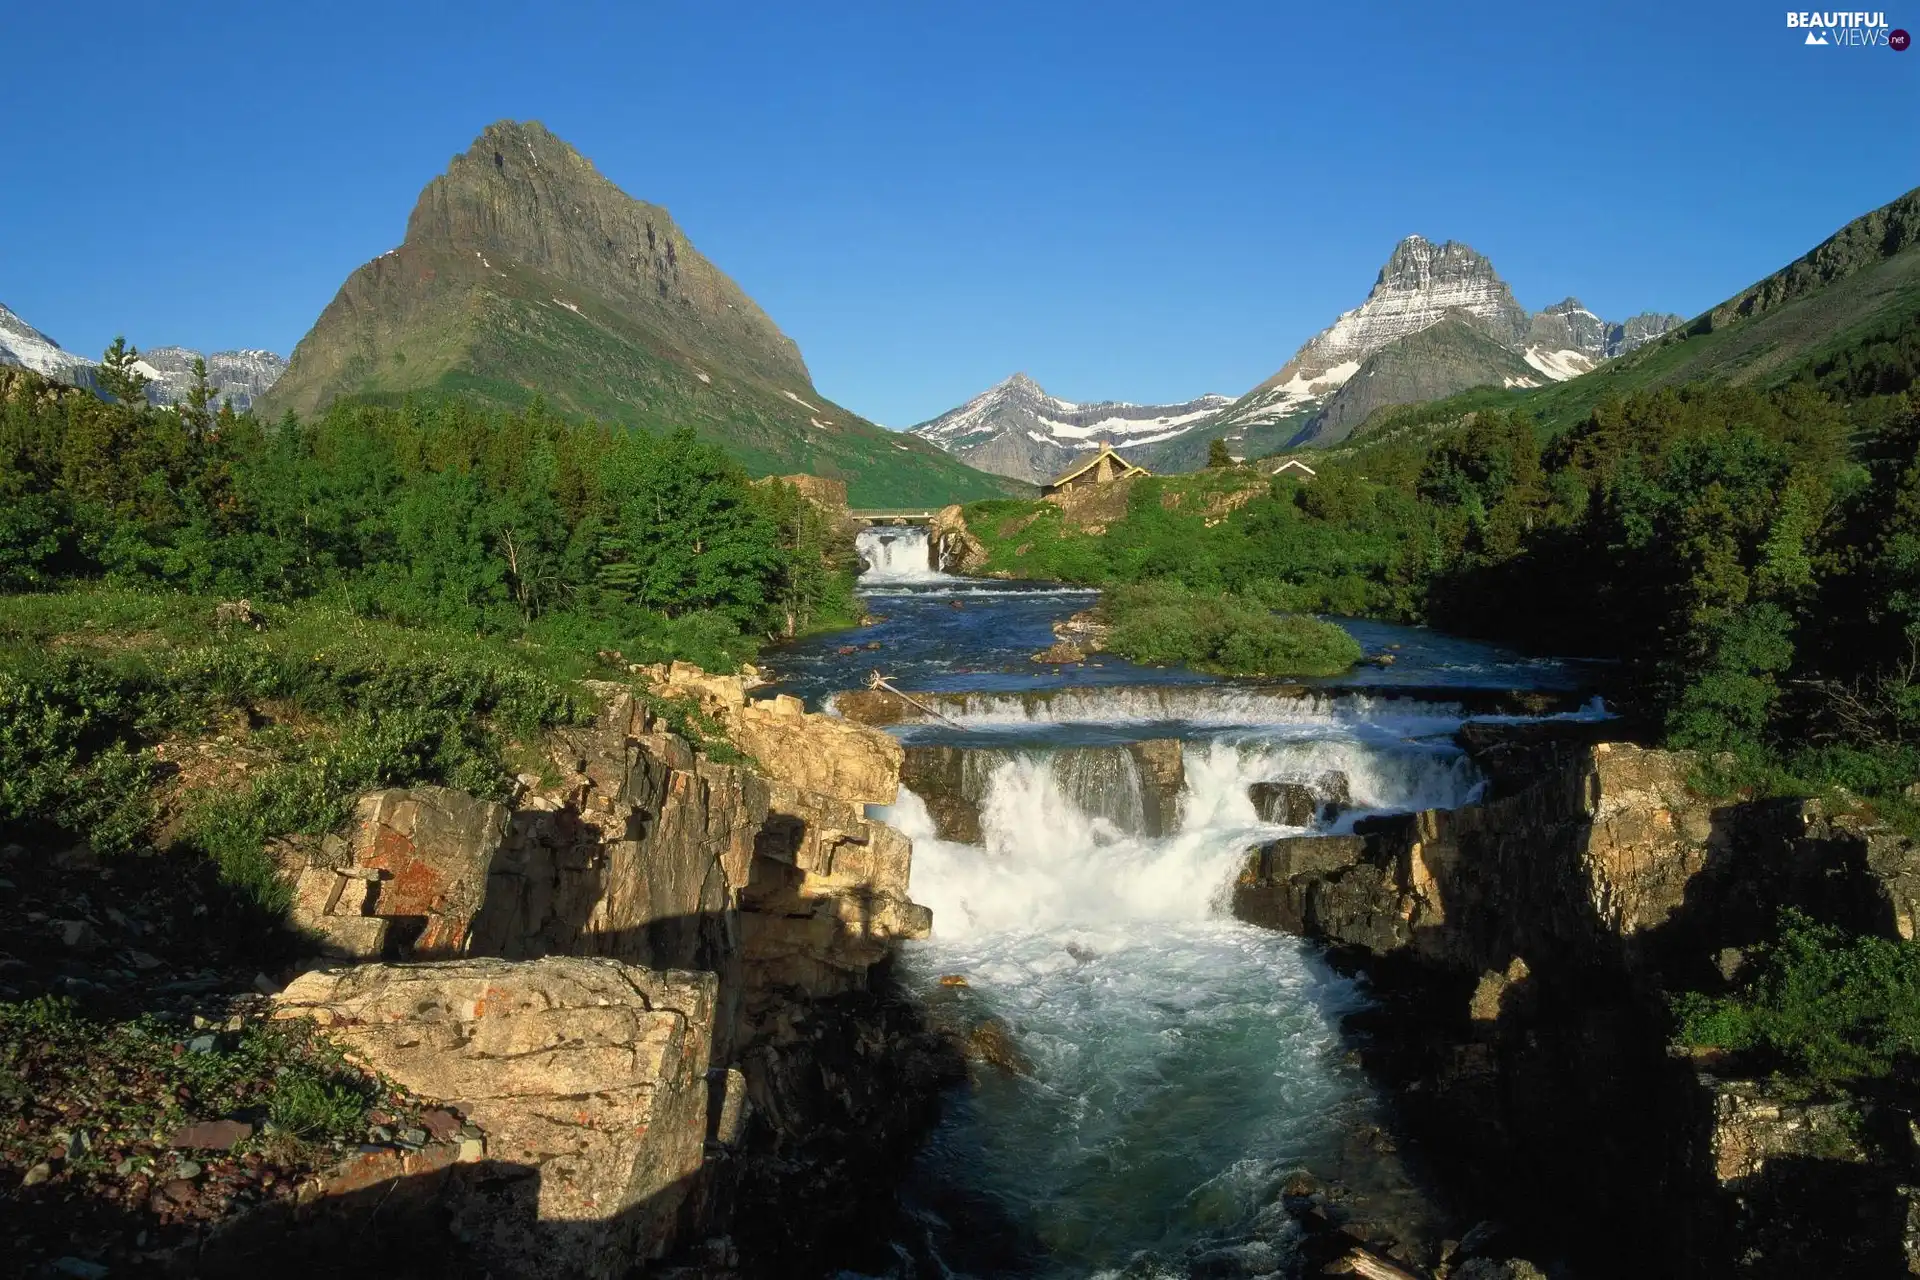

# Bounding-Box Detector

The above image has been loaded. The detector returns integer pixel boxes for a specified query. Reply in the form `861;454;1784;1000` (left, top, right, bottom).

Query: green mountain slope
1301;316;1542;447
1320;183;1920;449
258;121;1023;507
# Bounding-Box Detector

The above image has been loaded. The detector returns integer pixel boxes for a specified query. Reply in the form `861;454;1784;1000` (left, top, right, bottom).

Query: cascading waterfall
856;524;958;585
874;723;1484;1273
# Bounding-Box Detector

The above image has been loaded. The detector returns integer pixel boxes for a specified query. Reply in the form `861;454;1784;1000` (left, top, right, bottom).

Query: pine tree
180;355;217;436
96;337;150;406
1207;438;1234;468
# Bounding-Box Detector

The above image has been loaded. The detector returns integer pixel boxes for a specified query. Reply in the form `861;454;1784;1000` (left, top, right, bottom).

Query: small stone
125;950;163;970
51;1258;109;1279
58;919;102;951
172;1159;203;1181
22;1161;52;1187
457;1137;485;1163
169;1119;253;1151
396;1127;428;1149
419;1108;463;1141
161;1177;197;1203
938;974;969;988
65;1130;91;1161
186;1034;216;1054
368;1125;393;1143
116;1157;138;1175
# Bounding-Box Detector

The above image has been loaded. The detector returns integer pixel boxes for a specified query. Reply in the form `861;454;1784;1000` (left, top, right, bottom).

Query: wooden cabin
1042;443;1149;496
1266;457;1317;479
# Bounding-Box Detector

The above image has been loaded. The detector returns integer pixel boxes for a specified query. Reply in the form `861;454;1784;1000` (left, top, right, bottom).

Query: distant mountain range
0;303;285;412
910;238;1682;480
908;374;1233;483
257;119;1022;506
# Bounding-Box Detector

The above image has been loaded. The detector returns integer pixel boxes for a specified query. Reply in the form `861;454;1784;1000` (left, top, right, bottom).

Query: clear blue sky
3;0;1915;426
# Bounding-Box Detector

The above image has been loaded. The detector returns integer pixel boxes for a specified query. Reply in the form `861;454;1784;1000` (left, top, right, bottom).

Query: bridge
847;509;939;525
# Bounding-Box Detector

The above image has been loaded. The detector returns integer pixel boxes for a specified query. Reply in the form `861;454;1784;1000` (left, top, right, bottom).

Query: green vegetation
1675;911;1920;1085
0;364;876;909
0;367;858;662
0;592;592;912
1100;582;1362;676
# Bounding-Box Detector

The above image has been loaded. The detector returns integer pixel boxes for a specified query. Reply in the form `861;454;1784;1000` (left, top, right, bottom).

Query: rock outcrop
899;740;1186;845
267;664;953;1275
1232;725;1920;1276
930;503;988;575
273;957;714;1277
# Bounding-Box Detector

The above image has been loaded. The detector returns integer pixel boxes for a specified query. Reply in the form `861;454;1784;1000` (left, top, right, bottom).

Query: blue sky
3;1;1915;426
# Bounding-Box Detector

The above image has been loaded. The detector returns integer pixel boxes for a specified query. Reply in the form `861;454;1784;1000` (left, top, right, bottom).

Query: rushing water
767;532;1600;1277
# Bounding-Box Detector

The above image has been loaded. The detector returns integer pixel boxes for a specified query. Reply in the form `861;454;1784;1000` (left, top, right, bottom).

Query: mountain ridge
0;303;285;411
907;373;1232;482
257;120;1022;506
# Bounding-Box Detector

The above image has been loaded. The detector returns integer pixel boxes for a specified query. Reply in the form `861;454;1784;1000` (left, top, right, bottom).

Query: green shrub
1674;909;1920;1085
268;1064;372;1140
1100;581;1362;677
0;654;156;854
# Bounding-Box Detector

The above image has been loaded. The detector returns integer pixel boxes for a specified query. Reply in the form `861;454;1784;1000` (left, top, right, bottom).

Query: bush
1674;909;1920;1085
1100;581;1362;677
0;655;156;854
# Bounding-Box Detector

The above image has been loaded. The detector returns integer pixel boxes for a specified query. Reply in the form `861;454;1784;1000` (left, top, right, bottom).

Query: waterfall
835;683;1611;735
855;524;956;584
885;734;1479;935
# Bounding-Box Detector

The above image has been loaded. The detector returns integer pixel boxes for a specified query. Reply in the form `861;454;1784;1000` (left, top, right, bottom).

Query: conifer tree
180;355;217;436
1207;438;1233;468
96;337;150;406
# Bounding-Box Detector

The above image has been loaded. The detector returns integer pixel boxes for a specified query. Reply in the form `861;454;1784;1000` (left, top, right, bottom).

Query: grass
1100;581;1363;677
0;588;598;913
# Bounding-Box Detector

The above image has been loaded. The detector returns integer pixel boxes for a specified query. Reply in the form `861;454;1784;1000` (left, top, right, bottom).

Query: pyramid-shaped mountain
259;121;1018;505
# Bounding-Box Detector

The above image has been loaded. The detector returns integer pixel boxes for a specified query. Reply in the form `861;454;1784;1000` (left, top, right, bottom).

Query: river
766;526;1605;1278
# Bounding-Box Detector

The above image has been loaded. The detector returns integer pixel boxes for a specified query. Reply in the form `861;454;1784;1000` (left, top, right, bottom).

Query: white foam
855;525;962;585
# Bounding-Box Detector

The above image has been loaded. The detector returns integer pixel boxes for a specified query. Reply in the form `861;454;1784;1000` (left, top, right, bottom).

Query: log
1340;1248;1423;1280
865;672;963;727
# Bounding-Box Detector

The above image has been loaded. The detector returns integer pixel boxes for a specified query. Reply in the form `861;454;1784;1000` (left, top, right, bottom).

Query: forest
0;358;858;671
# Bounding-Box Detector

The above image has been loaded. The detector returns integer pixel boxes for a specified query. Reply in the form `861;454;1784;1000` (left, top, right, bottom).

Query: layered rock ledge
1231;724;1920;1276
233;665;957;1276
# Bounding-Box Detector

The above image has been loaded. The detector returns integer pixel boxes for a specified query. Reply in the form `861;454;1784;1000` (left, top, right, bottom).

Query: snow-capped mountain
0;304;96;383
908;373;1233;483
0;303;284;410
138;346;287;412
1209;237;1681;448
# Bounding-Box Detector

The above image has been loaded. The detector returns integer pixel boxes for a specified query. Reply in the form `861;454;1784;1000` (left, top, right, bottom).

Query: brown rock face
276;957;714;1276
1233;731;1920;1276
930;504;989;574
267;664;944;1273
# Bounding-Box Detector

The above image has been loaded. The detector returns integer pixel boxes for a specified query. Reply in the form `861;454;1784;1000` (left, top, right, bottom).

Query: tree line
0;356;857;670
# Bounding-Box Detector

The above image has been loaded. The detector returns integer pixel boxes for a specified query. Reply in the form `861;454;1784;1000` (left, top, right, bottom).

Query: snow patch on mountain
0;304;93;380
908;372;1232;483
1523;347;1598;381
0;304;284;410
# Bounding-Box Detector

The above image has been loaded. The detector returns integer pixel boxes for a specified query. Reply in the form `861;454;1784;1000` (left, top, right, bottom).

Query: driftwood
1338;1248;1423;1280
866;671;962;727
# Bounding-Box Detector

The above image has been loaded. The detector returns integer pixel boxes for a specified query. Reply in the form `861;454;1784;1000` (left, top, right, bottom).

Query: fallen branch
1338;1247;1423;1280
867;671;963;727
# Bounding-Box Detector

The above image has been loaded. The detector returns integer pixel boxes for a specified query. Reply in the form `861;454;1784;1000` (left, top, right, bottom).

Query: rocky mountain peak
396;118;808;386
1373;236;1504;297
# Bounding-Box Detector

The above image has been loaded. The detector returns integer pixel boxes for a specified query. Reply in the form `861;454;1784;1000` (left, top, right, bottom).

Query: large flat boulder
275;956;715;1276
